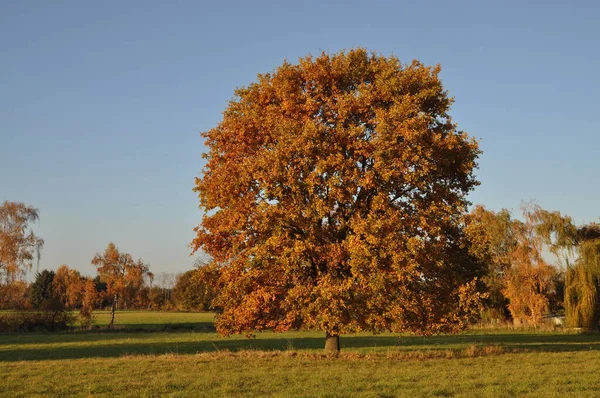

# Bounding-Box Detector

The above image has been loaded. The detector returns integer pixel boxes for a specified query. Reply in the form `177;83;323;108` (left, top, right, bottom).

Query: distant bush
0;268;75;332
0;310;74;333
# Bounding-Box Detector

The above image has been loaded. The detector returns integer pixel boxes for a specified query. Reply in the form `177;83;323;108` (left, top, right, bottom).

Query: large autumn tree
91;242;151;328
192;49;483;351
0;201;44;283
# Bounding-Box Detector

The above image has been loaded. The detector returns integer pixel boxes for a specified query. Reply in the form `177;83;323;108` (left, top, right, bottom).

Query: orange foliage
53;265;85;309
91;242;151;325
193;49;483;338
0;281;30;310
80;278;98;328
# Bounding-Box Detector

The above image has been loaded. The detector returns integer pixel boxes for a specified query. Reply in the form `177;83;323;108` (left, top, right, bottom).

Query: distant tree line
0;201;218;330
0;258;217;326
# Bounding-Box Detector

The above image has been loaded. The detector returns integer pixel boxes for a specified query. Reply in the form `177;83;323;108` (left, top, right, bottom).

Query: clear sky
1;0;599;277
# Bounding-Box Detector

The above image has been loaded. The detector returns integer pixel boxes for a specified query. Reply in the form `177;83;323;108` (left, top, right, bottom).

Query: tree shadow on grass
93;322;217;333
0;336;323;362
0;322;217;346
2;332;600;362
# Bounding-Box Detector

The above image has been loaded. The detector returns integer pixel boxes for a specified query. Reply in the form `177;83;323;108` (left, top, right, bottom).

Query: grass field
93;310;217;330
2;311;600;397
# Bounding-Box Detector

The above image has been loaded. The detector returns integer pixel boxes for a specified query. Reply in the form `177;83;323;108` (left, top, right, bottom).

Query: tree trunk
109;294;117;328
325;332;340;353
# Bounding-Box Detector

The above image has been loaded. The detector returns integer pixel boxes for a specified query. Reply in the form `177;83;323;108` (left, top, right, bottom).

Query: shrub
0;310;73;333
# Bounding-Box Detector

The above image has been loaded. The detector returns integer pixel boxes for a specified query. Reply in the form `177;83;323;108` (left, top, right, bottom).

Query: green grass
92;310;216;330
2;311;600;397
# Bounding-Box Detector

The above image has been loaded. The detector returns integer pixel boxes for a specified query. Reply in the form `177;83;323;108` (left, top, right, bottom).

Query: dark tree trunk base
109;296;117;328
325;333;340;353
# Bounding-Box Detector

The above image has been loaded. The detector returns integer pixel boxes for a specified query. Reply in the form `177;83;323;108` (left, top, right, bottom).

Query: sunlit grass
92;310;216;328
2;350;600;397
1;311;600;396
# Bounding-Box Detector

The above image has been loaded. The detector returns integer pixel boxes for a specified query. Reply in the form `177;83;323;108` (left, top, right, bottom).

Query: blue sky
1;0;599;276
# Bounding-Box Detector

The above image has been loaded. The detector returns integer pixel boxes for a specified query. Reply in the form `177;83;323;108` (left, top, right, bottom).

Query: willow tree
192;49;483;352
565;223;600;329
522;207;600;329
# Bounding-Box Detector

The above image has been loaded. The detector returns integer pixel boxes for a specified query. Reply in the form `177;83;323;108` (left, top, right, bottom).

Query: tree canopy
193;49;483;350
91;242;151;327
53;265;84;309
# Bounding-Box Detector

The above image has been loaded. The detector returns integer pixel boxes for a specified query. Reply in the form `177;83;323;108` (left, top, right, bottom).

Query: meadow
1;312;600;397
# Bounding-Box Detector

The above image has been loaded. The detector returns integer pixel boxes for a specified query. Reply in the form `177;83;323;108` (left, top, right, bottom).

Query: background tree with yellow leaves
0;201;44;283
193;49;484;351
91;242;151;328
173;264;219;312
53;265;85;309
465;204;572;326
79;278;98;329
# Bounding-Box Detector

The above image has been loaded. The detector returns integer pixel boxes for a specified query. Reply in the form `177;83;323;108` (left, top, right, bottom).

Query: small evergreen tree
30;270;56;309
